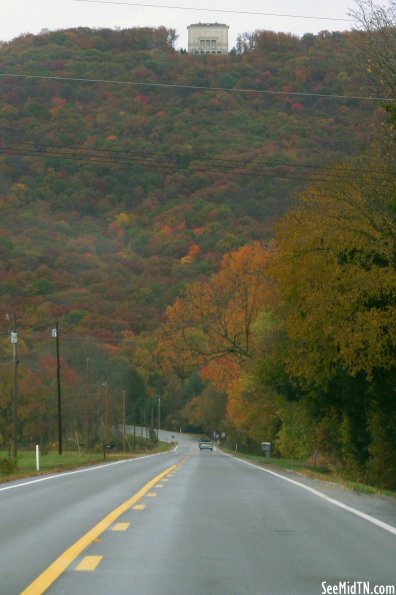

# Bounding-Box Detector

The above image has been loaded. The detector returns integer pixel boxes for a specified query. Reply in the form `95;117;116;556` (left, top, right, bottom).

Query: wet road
1;437;395;595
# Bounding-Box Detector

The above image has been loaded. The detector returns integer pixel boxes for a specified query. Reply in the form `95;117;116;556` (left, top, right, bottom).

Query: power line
0;145;325;181
0;144;392;182
0;72;393;102
72;0;354;22
2;139;396;177
1;144;394;184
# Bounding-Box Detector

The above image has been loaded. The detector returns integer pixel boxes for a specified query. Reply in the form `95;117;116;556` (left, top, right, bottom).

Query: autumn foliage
160;144;396;487
160;243;271;387
272;155;396;381
0;25;395;486
268;145;396;486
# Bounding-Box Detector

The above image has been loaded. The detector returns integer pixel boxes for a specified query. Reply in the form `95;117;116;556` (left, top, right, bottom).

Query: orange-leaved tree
159;242;272;389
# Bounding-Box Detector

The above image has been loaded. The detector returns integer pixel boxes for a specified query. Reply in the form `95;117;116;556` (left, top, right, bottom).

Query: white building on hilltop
188;23;229;55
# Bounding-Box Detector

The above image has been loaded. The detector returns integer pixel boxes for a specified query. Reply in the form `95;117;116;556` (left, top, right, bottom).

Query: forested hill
0;26;382;337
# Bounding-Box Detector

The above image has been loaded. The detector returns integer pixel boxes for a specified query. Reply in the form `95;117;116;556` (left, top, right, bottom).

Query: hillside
0;26;388;445
0;27;382;334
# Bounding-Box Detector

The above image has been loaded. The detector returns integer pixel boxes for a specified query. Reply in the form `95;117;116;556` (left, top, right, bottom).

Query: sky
0;0;358;50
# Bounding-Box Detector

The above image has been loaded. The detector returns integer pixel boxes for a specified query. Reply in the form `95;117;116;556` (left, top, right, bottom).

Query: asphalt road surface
1;435;395;595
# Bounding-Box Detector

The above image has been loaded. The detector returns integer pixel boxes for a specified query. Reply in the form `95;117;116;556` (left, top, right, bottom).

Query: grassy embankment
221;448;396;499
0;442;172;483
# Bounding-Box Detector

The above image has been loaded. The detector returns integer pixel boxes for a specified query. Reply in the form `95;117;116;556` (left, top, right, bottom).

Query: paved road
1;438;395;595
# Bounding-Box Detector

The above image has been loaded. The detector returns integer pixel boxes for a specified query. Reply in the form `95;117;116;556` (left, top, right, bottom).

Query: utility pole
53;321;62;455
122;389;126;452
102;381;109;444
10;315;18;460
157;397;161;438
85;357;91;450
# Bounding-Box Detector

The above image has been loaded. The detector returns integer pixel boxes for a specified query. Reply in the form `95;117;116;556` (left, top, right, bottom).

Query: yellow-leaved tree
272;154;396;382
270;146;396;485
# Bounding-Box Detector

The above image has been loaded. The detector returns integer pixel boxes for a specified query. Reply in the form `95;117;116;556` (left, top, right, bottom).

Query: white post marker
36;445;39;471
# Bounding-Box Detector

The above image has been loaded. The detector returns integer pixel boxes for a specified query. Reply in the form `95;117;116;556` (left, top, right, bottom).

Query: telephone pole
53;321;62;455
102;381;109;444
122;389;126;452
85;357;91;450
10;315;18;459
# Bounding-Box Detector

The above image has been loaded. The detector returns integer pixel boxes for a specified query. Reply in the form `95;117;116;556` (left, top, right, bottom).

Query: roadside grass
0;442;172;483
221;447;396;499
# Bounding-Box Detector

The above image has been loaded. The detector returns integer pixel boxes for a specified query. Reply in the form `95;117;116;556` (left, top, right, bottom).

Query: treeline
2;25;178;52
160;142;396;488
0;329;152;451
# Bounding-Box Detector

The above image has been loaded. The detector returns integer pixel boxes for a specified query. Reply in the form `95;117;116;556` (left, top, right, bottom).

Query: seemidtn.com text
321;582;395;595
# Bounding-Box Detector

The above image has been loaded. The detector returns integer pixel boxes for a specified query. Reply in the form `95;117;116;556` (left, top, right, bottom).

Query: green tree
271;145;396;485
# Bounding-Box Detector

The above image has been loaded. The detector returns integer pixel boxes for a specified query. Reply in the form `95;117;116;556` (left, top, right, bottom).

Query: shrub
1;458;17;475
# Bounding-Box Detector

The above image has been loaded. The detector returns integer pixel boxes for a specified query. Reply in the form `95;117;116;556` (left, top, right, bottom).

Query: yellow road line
20;463;177;595
132;504;146;510
177;455;191;468
75;555;103;571
112;522;130;531
147;492;157;498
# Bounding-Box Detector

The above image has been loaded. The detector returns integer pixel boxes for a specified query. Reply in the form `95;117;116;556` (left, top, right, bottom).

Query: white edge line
0;451;170;493
223;451;396;537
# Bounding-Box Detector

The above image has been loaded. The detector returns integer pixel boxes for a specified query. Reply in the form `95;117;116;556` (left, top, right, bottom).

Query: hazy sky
0;0;359;49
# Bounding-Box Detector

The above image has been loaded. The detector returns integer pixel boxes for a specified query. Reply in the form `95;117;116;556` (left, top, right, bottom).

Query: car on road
198;438;213;451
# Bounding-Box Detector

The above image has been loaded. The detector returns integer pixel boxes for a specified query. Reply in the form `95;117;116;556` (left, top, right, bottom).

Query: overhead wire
0;145;329;181
0;8;393;364
0;72;393;102
2;138;396;177
72;0;354;22
0;16;393;182
0;145;391;185
0;143;394;185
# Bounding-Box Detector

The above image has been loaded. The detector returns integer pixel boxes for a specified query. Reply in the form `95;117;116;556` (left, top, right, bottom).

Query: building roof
188;23;229;28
